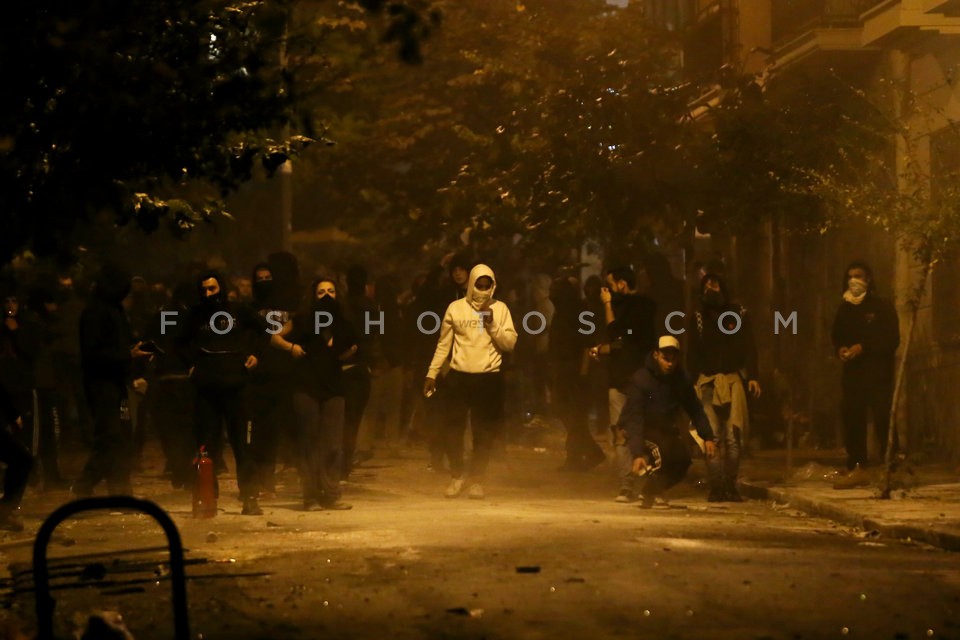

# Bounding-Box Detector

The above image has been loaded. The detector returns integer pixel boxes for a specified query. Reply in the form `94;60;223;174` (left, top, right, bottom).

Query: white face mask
470;289;493;309
847;277;868;297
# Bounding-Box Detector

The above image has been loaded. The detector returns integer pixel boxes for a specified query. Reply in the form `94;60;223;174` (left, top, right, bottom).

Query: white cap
658;335;681;351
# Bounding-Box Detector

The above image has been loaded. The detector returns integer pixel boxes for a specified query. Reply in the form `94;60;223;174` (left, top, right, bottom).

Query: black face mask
201;292;224;308
312;295;338;316
702;290;725;308
253;280;274;304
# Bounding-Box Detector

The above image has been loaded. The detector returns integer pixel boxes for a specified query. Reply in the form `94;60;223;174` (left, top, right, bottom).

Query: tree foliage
292;0;700;262
0;0;433;264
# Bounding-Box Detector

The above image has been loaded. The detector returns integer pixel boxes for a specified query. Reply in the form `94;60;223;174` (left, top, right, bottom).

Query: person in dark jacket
617;336;716;507
0;380;31;530
179;272;266;515
688;273;761;502
144;282;196;489
831;260;900;488
0;290;41;460
339;266;375;480
549;275;605;471
74;263;149;497
246;262;297;495
30;285;69;489
271;278;356;510
588;266;657;502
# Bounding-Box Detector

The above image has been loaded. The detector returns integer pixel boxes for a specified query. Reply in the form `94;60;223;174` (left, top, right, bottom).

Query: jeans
294;393;345;505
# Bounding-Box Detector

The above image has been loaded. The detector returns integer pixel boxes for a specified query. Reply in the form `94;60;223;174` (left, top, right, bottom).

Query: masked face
847;277;868;297
315;281;336;300
200;278;224;306
702;289;725;308
470;276;494;309
253;279;273;304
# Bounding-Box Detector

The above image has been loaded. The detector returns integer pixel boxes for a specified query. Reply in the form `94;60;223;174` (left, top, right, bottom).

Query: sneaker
833;464;870;490
614;489;638;503
444;477;465;498
241;497;263;516
725;487;744;502
320;501;353;511
638;493;656;509
467;483;484;500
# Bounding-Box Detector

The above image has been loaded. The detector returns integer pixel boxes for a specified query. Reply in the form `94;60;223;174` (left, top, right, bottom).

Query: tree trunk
880;261;931;499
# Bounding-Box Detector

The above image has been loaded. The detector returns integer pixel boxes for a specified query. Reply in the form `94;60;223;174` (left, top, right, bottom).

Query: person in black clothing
0;381;31;530
246;262;297;495
271;278;356;510
588;266;657;502
688;273;761;502
339;266;375;480
0;290;40;478
355;275;406;461
549;275;605;471
831;260;900;488
144;282;196;489
618;336;716;508
30;285;69;489
75;264;150;497
179;272;265;515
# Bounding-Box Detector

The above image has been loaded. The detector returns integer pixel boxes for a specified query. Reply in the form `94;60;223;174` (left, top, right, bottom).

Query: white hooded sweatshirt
427;264;518;378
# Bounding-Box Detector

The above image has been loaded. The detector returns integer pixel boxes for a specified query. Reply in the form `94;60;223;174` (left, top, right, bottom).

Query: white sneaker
445;477;465;498
467;483;484;500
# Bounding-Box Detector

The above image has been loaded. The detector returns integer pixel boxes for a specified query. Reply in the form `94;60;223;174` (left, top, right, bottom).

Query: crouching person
618;336;716;508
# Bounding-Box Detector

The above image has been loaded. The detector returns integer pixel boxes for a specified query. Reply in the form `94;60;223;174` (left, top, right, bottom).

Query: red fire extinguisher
193;446;217;518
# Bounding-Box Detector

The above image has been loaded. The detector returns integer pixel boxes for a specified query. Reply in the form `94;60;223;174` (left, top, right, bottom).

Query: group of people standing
0;252;901;530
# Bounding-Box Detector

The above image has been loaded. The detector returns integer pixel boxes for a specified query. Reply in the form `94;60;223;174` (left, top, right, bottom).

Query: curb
739;481;960;552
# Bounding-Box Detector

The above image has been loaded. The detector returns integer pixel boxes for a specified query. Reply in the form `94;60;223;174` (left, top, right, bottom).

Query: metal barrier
32;496;190;640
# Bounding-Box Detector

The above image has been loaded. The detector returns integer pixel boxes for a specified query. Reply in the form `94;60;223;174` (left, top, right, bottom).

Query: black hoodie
179;273;267;388
80;264;133;387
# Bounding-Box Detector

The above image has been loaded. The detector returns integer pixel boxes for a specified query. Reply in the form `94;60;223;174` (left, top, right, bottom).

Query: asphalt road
2;447;958;639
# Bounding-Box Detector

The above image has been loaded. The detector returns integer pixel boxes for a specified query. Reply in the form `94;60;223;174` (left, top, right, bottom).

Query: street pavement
740;450;960;552
1;442;959;639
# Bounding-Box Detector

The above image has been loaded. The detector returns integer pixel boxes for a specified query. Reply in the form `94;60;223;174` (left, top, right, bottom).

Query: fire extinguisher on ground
193;446;217;518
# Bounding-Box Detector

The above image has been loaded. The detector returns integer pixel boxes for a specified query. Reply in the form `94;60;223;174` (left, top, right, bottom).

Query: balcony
772;0;888;45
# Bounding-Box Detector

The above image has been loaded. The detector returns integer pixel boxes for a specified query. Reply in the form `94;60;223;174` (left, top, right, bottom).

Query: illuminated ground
2;445;958;639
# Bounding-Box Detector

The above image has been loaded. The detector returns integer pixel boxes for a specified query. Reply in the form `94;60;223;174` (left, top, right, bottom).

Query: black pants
0;425;32;512
294;393;345;505
553;366;604;466
150;378;195;487
247;380;294;492
36;387;63;483
841;374;894;469
639;428;692;498
341;366;371;479
194;384;257;499
444;370;505;480
77;381;132;494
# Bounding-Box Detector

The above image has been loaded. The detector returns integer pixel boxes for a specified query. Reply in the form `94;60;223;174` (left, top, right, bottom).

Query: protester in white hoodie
423;264;517;499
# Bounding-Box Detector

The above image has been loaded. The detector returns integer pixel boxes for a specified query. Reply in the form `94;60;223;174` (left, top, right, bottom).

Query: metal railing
33;497;190;640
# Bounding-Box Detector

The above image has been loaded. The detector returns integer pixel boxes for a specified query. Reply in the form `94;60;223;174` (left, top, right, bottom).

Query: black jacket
832;294;899;381
688;303;759;381
617;354;713;459
287;307;357;401
606;293;657;390
179;301;266;388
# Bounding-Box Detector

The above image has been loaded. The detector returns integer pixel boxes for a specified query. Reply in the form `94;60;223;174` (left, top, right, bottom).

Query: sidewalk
739;450;960;551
